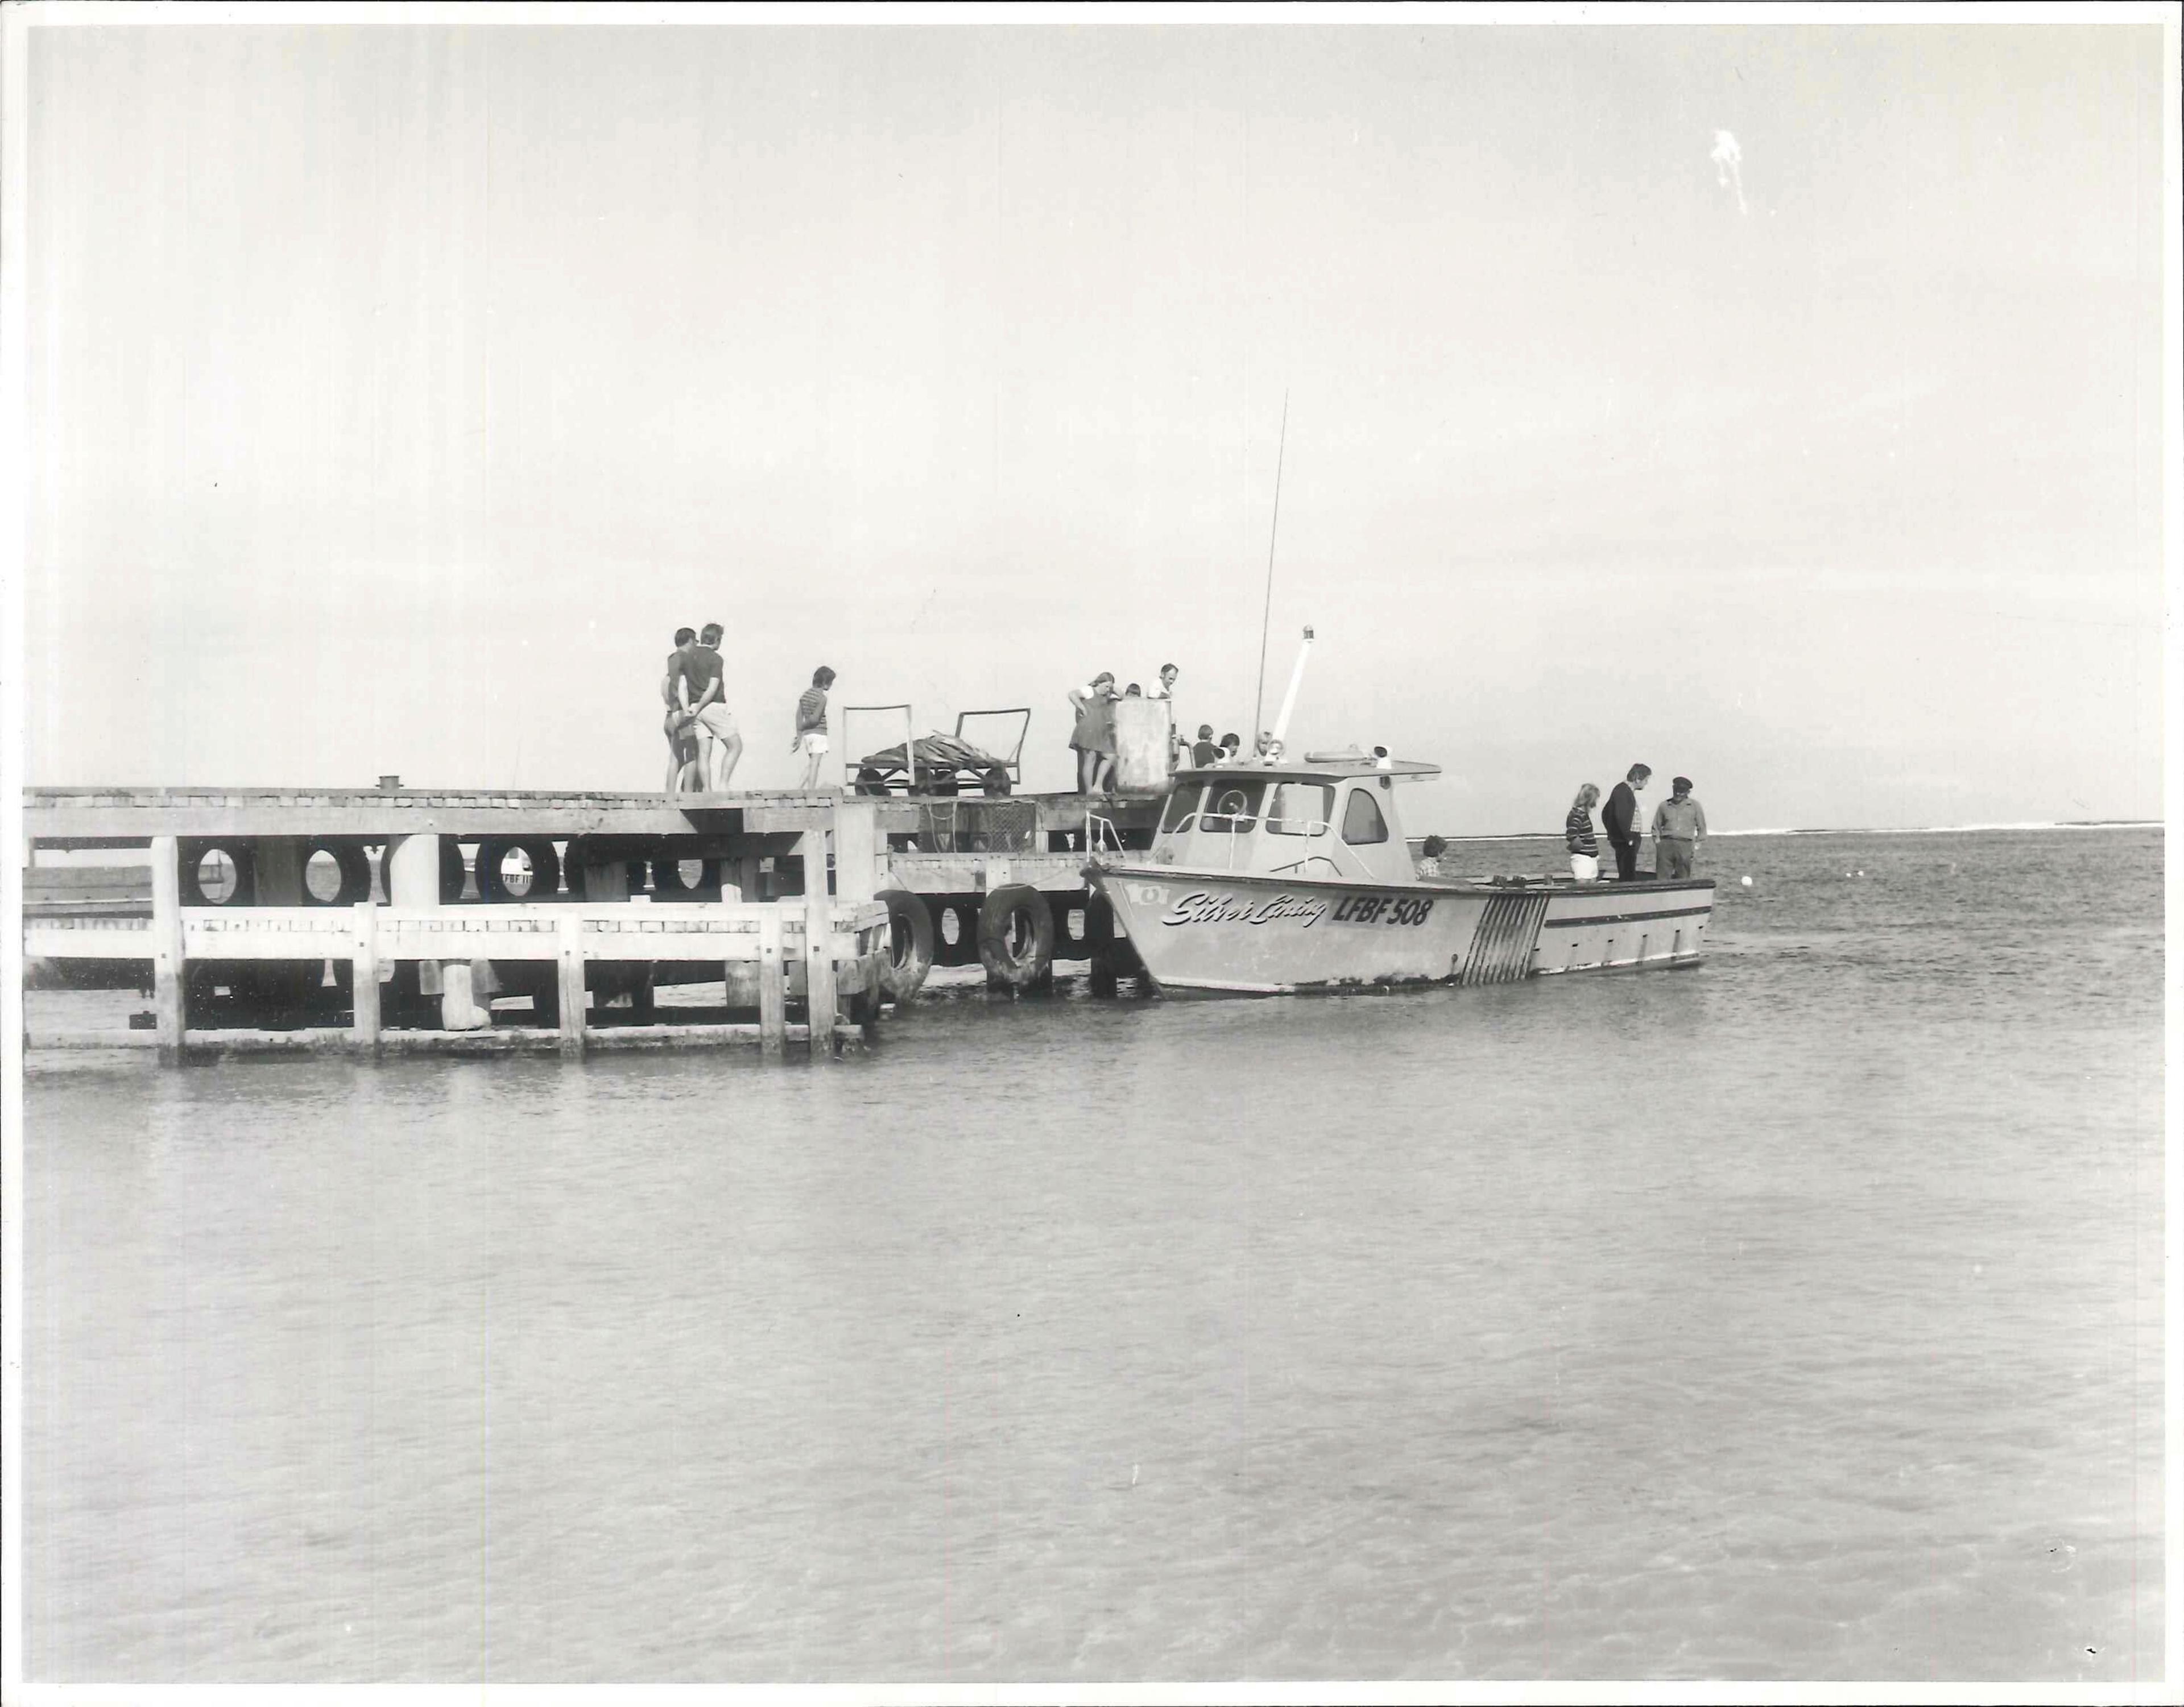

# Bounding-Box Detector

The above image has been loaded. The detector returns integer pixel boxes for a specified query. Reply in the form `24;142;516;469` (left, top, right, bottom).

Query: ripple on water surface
22;829;2163;1682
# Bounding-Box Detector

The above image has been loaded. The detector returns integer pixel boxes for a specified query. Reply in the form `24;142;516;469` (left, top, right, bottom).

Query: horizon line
1420;820;2162;842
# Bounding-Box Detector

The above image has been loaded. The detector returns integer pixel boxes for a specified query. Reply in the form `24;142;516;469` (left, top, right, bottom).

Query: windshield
1198;779;1265;834
1265;782;1334;836
1158;784;1203;836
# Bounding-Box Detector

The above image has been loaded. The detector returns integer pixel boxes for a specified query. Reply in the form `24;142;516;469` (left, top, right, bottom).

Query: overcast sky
21;18;2170;830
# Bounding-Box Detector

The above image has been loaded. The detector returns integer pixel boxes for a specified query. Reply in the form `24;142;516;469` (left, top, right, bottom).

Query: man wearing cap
1602;763;1651;881
1650;777;1708;879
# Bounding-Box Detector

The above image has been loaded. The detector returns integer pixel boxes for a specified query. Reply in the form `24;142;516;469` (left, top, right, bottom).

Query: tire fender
476;838;562;903
302;841;374;906
978;884;1056;991
878;889;935;1002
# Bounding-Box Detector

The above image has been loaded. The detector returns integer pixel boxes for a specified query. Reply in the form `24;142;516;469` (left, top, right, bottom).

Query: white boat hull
1088;863;1714;995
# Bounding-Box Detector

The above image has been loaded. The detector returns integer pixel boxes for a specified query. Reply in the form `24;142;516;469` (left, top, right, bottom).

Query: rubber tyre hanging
876;889;934;1002
179;839;257;907
476;838;562;903
649;856;723;897
977;884;1055;991
301;841;374;906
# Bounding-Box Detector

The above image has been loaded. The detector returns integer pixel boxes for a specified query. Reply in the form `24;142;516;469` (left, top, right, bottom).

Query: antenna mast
1251;390;1290;739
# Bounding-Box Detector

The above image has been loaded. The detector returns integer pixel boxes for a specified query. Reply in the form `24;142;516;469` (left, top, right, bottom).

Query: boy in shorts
793;666;837;791
660;626;702;794
684;622;742;790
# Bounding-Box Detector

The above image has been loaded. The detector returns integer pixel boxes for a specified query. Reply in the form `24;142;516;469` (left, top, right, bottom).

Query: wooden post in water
756;905;787;1058
556;913;586;1061
834;798;880;903
350;901;380;1057
150;834;184;1066
386;832;443;1024
802;830;837;1055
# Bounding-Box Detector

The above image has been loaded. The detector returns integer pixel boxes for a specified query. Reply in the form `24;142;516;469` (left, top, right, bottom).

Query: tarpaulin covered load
851;732;1014;796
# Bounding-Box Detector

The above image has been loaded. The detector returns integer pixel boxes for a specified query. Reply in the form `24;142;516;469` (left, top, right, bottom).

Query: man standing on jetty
682;622;742;791
1651;777;1707;879
1603;763;1651;881
660;626;703;794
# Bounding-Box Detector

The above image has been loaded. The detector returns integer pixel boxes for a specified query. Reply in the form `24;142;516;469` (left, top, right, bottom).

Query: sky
19;16;2173;831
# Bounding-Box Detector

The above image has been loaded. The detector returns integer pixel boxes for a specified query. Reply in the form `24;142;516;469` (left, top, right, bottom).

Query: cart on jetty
20;781;1165;1064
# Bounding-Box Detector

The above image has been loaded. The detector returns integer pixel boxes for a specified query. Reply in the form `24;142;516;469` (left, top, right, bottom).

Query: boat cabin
1147;756;1440;886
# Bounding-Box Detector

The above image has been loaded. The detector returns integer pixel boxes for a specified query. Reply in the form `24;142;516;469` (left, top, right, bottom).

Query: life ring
877;889;934;1001
179;839;256;906
476;838;562;903
978;884;1055;991
649;856;723;897
301;841;374;906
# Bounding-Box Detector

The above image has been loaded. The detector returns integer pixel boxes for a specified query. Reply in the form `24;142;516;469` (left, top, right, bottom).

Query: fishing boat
1083;636;1714;995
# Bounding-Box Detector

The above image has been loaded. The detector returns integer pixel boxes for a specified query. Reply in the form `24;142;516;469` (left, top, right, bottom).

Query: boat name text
1156;890;1438;929
1160;890;1330;930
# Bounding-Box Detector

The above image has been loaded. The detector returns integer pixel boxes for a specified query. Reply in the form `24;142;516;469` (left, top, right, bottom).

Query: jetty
22;782;1164;1064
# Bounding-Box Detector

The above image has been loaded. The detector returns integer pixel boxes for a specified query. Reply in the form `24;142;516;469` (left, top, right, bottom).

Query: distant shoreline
1419;821;2162;843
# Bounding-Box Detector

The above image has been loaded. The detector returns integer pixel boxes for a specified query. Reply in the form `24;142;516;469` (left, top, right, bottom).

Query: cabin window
1158;784;1203;836
1198;780;1265;834
1341;787;1390;846
1265;782;1334;836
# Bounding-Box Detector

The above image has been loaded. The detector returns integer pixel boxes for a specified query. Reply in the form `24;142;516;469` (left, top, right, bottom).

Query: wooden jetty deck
21;784;1168;1061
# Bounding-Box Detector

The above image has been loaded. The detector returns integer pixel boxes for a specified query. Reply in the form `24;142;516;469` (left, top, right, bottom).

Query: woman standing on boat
1566;784;1602;882
1068;673;1119;794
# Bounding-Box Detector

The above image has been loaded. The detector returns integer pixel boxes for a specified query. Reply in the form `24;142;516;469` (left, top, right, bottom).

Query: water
21;829;2164;1683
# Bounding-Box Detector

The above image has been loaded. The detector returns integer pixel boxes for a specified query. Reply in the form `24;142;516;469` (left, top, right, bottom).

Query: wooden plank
883;853;1089;894
757;907;786;1058
557;913;586;1060
150;835;184;1066
24;1022;814;1055
31;902;886;969
23;919;156;958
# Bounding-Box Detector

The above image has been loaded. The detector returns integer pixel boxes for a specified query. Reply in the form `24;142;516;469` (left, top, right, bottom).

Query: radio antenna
1251;390;1290;739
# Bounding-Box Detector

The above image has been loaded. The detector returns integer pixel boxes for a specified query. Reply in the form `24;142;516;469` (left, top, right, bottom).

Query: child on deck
794;667;836;791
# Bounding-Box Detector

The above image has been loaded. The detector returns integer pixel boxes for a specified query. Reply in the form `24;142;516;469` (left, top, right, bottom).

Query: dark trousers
1610;838;1640;881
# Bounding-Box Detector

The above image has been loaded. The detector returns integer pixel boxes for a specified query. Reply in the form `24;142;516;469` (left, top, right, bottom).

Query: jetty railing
26;896;890;1063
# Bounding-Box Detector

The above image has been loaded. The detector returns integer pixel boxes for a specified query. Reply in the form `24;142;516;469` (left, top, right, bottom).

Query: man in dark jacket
1602;763;1652;881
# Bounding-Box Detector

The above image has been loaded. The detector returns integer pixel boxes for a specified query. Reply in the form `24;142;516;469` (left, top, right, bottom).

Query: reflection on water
22;830;2162;1682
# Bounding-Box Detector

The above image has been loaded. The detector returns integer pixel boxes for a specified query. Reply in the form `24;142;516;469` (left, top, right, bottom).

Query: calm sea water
21;828;2164;1684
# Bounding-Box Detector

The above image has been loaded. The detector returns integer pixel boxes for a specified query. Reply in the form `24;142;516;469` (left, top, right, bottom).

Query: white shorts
693;704;738;742
799;731;830;756
1570;852;1599;883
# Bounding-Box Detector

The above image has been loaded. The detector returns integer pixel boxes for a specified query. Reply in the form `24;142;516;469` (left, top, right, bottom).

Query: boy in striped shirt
794;667;836;790
1565;784;1602;882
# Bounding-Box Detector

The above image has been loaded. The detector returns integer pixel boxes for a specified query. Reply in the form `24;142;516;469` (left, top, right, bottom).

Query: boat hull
1088;863;1714;995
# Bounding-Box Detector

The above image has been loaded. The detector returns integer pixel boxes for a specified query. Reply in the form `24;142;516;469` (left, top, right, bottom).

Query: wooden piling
255;835;307;904
834;799;880;902
556;913;586;1060
757;906;787;1058
803;831;837;1055
151;834;184;1065
386;833;446;1005
350;901;380;1056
